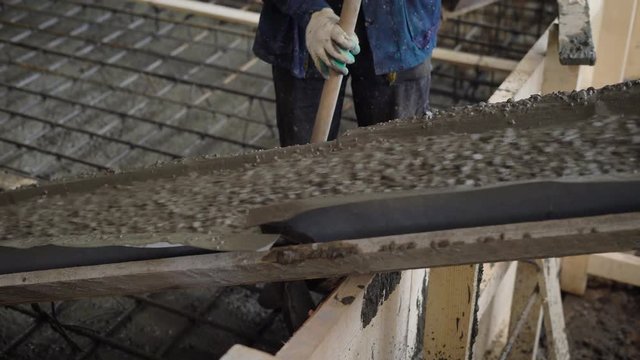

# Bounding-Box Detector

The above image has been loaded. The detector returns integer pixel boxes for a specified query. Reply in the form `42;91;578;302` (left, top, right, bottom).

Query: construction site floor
564;280;640;360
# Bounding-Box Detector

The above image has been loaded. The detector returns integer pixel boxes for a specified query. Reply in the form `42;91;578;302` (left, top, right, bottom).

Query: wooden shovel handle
310;0;362;144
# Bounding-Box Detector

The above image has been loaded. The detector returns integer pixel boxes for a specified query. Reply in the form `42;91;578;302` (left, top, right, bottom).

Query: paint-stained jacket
253;0;441;78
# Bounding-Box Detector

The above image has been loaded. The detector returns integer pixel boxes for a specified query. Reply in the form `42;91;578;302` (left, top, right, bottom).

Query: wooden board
261;265;514;359
560;255;590;295
587;252;640;287
276;271;427;360
442;0;500;18
557;0;596;65
536;259;570;360
1;212;638;304
542;23;580;94
591;0;638;87
508;261;543;360
221;345;276;360
488;25;549;102
625;2;640;80
423;265;479;360
432;48;518;73
133;0;260;27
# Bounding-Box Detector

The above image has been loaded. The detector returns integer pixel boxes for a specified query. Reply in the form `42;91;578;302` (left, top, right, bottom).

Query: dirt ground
564;279;640;360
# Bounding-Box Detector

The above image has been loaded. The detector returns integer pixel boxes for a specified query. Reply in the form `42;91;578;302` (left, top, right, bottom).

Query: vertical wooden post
536;259;570;360
560;255;590;295
542;23;579;93
624;1;640;80
591;0;638;87
424;264;480;360
507;261;543;360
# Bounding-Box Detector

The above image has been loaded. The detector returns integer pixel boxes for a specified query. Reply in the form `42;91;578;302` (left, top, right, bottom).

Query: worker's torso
253;0;441;78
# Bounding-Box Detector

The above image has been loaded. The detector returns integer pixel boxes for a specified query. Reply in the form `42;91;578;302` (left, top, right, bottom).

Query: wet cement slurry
0;81;639;249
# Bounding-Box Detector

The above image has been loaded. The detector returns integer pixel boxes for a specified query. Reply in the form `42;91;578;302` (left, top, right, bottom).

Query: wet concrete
1;81;639;250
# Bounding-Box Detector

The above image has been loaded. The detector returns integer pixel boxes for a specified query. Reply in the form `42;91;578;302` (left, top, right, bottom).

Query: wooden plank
575;0;603;90
542;23;580;94
558;0;604;294
560;255;590;295
625;2;640;80
591;0;638;87
536;259;570;360
508;261;543;360
476;26;552;355
267;264;519;360
423;264;480;360
132;0;260;27
275;270;427;359
0;212;637;305
432;48;518;72
442;0;500;19
488;25;549;102
588;252;640;287
557;0;596;65
221;345;276;360
473;262;517;358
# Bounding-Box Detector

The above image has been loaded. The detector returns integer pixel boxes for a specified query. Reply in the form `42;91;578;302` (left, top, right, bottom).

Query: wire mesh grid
0;0;285;182
0;0;556;359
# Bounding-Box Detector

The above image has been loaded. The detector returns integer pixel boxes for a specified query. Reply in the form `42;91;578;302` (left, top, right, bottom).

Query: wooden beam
508;262;543;360
275;271;427;359
258;264;513;359
423;265;480;359
587;252;640;287
560;255;590;295
476;25;552;356
432;48;518;73
473;262;517;357
536;259;570;360
575;0;603;90
542;23;580;94
488;24;549;102
1;212;638;305
591;0;638;87
442;0;500;19
221;345;276;360
557;0;596;65
625;2;640;80
132;0;260;27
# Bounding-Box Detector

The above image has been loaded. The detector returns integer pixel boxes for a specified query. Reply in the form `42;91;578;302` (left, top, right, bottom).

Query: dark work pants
272;22;432;146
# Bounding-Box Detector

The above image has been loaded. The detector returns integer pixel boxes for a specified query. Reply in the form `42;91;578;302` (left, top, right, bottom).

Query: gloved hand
305;7;360;79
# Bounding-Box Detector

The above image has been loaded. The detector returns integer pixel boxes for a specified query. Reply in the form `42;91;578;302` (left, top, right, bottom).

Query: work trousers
272;21;432;146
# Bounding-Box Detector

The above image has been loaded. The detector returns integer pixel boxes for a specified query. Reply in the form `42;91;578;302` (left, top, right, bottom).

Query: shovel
310;0;363;144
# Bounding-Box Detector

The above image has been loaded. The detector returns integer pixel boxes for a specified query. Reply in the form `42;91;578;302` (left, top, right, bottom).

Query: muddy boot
258;281;315;334
282;281;315;333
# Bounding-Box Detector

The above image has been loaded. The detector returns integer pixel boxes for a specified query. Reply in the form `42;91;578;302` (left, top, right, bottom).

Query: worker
253;0;441;332
253;0;442;146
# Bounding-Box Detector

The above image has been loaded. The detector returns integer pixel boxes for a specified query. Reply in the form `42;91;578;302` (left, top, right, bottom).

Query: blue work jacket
253;0;441;78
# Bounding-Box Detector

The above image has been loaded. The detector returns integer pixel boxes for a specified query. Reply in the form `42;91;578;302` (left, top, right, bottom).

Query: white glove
305;7;360;79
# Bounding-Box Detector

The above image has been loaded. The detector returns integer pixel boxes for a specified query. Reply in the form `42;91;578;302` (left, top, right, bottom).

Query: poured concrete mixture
1;81;639;249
